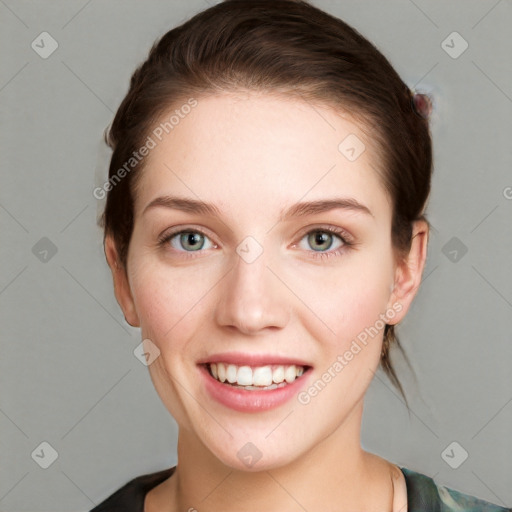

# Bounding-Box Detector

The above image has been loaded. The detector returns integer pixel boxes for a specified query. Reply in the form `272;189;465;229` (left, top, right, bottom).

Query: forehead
134;91;390;220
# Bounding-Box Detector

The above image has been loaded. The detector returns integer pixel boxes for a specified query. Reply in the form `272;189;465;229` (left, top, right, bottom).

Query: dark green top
90;465;511;511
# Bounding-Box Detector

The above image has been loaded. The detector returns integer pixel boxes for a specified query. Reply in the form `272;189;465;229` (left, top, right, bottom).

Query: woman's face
108;91;424;471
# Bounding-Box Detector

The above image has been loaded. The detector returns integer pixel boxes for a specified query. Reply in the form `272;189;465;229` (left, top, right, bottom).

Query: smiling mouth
203;362;311;390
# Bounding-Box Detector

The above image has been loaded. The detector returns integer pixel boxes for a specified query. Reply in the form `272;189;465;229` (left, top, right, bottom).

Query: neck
162;401;394;512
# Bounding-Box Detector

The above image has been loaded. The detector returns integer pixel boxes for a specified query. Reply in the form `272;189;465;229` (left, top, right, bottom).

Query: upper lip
197;352;312;367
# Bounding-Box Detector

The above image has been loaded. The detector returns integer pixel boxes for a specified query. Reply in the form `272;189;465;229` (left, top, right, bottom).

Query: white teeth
284;365;297;383
272;365;285;383
217;362;226;382
253;366;273;386
209;362;306;387
226;364;237;383
236;366;253;386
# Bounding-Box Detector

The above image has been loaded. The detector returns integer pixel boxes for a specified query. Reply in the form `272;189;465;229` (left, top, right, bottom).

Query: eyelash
157;225;354;261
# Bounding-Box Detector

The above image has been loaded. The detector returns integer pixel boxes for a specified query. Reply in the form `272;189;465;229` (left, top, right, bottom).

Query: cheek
128;258;216;348
128;260;212;426
129;260;178;336
288;251;394;350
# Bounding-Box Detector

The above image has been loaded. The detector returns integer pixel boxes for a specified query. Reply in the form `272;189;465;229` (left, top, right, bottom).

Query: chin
215;447;297;473
196;426;307;473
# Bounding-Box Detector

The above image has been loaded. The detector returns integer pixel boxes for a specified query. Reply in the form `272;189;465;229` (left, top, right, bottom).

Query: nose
214;246;291;335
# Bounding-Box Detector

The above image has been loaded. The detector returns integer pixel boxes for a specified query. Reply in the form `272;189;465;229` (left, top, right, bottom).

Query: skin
105;91;428;511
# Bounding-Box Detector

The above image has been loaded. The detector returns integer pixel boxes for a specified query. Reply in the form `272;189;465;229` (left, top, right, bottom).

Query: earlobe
386;220;429;325
104;236;140;328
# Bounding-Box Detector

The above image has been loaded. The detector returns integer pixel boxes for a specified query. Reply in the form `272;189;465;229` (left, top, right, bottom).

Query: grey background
1;0;511;510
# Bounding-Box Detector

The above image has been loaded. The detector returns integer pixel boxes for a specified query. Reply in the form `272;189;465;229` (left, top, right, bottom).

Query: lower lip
199;364;312;412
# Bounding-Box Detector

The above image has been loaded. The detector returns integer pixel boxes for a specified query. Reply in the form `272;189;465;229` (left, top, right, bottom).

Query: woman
91;1;510;510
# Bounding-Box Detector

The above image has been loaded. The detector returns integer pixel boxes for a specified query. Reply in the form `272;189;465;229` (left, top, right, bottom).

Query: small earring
411;91;432;120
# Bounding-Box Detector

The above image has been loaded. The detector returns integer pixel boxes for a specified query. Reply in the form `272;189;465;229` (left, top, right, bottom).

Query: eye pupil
309;231;332;251
181;232;204;251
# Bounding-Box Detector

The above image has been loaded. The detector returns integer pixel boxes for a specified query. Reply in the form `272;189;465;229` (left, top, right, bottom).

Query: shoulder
90;466;175;512
400;466;511;512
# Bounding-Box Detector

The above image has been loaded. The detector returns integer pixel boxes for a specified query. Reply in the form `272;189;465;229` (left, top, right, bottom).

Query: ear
104;236;140;327
385;219;429;325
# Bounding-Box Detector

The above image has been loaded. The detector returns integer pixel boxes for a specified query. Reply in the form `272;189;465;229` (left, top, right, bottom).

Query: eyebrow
142;195;373;220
